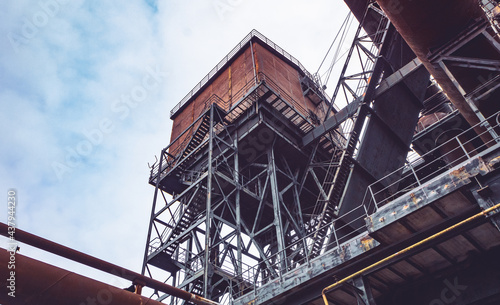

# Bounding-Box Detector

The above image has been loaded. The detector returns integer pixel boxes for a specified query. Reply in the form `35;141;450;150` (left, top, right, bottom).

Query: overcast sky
0;0;352;291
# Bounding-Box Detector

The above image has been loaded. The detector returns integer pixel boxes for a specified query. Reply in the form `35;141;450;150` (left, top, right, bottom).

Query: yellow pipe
321;202;500;304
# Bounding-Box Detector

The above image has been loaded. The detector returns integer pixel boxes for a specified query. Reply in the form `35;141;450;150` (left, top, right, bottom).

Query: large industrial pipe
0;248;164;305
0;223;218;305
374;0;491;142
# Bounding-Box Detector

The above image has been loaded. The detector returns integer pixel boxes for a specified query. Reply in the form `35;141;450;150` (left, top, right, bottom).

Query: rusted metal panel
169;46;255;155
168;39;322;158
230;47;253;106
192;87;213;120
254;43;322;119
170;39;325;148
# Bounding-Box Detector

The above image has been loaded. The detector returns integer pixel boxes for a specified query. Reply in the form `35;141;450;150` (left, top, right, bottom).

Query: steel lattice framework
140;3;416;304
138;1;500;304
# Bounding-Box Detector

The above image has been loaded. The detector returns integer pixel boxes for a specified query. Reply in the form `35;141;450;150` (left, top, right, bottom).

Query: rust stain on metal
340;248;346;261
450;166;468;179
489;156;500;168
409;192;421;205
360;236;376;251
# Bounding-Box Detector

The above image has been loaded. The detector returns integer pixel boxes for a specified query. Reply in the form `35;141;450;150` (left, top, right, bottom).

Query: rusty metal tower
142;1;500;304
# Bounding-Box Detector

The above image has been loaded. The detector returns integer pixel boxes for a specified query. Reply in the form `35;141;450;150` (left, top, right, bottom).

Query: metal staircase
177;106;226;172
163;188;206;257
155;106;227;259
308;110;364;257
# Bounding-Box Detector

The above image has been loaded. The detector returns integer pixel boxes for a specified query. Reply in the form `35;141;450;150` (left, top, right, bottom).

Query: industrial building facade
142;0;500;304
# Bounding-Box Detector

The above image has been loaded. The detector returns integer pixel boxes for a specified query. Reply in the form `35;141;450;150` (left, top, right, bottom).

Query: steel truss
429;17;500;143
142;2;428;304
302;1;399;258
143;73;345;304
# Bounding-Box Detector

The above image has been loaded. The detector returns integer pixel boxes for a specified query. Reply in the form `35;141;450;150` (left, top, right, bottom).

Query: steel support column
352;276;377;305
268;143;287;274
204;105;215;298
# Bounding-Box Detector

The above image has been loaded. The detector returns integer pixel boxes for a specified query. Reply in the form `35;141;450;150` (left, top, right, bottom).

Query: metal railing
148;201;186;255
363;109;500;212
224;111;500;303
149;95;229;183
150;72;318;185
158;204;370;305
229;204;370;297
170;29;315;118
150;188;372;305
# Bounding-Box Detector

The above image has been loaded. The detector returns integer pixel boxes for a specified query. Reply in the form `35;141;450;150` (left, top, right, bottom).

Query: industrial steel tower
143;1;500;304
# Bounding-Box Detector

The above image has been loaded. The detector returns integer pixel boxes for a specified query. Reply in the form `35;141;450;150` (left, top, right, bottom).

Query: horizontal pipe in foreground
0;248;165;305
0;223;218;305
